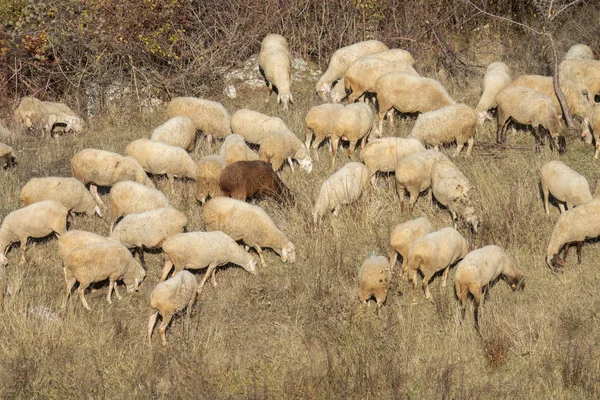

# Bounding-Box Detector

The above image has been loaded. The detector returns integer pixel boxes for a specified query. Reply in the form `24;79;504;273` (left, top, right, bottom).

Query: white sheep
150;116;197;151
20;177;102;217
0;143;16;169
564;44;595;60
474;61;512;123
14;97;84;136
258;34;293;110
368;48;415;65
329;78;348;103
71;148;155;207
357;255;391;316
258;129;313;173
202;197;296;266
313;162;370;226
455;245;525;331
108;180;170;231
388;217;436;274
304;103;345;158
61;241;146;310
582;104;600;158
195;155;226;204
219;133;260;164
405;227;468;303
0;200;68;264
146;270;197;347
540;161;592;215
430;159;480;233
0;253;7;308
359;137;426;186
166;97;231;142
559;59;600;103
57;230;117;261
330;102;374;167
408;103;478;157
230;109;289;145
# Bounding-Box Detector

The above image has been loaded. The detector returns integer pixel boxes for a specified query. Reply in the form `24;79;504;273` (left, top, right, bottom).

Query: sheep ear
277;94;281;104
290;94;294;104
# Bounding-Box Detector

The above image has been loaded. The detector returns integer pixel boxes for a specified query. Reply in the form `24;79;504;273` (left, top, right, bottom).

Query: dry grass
1;70;600;398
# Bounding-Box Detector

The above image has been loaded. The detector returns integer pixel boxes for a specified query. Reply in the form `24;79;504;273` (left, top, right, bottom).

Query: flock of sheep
0;34;599;343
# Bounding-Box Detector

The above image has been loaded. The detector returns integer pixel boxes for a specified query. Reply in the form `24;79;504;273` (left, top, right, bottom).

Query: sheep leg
305;130;313;149
466;137;474;156
211;268;218;287
90;184;104;206
159;258;174;282
595;142;599;159
395;183;405;212
453;142;464;158
423;275;433;301
330;138;340;168
562;243;570;261
388;248;398;271
77;283;91;310
19;240;27;264
159;313;173;347
576;241;583;264
387;110;395;128
472;288;482;333
168;174;175;193
106;280;115;304
377;112;385;137
265;83;273;103
558;203;566;213
451;210;458;229
441;266;450;287
254;245;266;266
410;270;418;304
348;141;357;158
408;190;418;215
146;311;159;346
198;262;218;297
287;157;295;172
456;283;468;323
62;273;77;309
541;181;550;215
137;247;147;270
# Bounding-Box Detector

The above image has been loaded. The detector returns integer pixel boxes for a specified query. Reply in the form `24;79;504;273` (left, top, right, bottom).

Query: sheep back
219;160;292;202
357;255;391;307
151;116;197;151
110;207;188;249
219;134;259;164
230;109;289;145
166;97;231;140
20;177;98;215
125;138;197;180
541;161;592;206
109;181;170;225
360;137;426;176
195;155;226;203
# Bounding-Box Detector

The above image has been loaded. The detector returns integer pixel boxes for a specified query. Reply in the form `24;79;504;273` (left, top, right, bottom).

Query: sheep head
547;253;565;272
278;92;293;110
316;82;331;102
281;241;296;263
0;253;7;265
124;262;146;292
244;258;258;275
505;273;525;292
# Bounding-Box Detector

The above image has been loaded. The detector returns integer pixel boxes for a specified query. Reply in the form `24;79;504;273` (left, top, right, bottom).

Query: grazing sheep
330;103;374;167
195;155;226;204
0;143;16;169
357;255;391;316
455;245;525;331
219;160;293;203
540;161;592;215
61;241;146;310
20;177;102;217
408;104;478;157
369;48;415;65
360;137;425;186
582;104;600;158
430;159;480;233
147;270;197;347
150;116;197;151
0;253;6;307
166;97;231;142
0;200;68;264
388;217;436;274
14;97;84;136
395;150;449;214
564;44;595;60
230;109;289;145
71;148;154;207
475;61;512;123
258;129;313;173
374;72;456;135
202;197;296;266
559;59;600;100
57;230;117;261
258;34;293;110
405;227;468;303
329;78;348;103
316;40;389;101
219;134;259;164
313;162;370;226
108;181;170;231
304;103;345;157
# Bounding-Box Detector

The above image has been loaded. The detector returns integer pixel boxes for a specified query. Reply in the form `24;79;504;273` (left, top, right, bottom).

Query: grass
1;66;600;399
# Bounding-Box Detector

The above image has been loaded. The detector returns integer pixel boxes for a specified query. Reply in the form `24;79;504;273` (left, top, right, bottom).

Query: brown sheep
218;160;293;203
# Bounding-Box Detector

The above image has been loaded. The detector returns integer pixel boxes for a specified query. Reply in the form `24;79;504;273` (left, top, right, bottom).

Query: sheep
230;109;289;145
368;48;415;65
20;177;102;217
455;245;525;331
313;162;370;226
329;78;348;103
0;253;6;307
110;207;188;269
395;150;449;214
359;137;425;186
160;231;258;293
564;44;595;60
559;59;600;101
304;103;345;157
61;241;146;310
0;200;68;264
582;104;600;158
0;143;16;169
57;230;117;261
374;72;456;135
219;134;259;164
108;181;170;231
388;217;436;274
71;148;155;207
202;197;296;266
258;129;313;173
258;34;293;110
166;97;231;143
495;86;566;154
430;159;480;233
150;116;197;151
14;96;84;136
146;270;197;347
540;161;592;215
195;155;226;204
316;40;389;101
219;160;293;203
407;104;477;157
357;255;391;316
474;61;512;123
405;227;468;303
330;102;374;167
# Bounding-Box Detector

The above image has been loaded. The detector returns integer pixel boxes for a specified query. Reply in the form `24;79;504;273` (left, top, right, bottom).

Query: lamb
202;197;296;266
20;177;102;217
582;104;600;158
258;129;313;173
71;148;155;207
110;207;188;269
388;217;436;274
146;270;197;347
61;241;146;310
195;155;226;204
374;72;456;135
564;44;595;60
330;102;374;167
219;134;259;164
166;97;231;142
540;161;592;215
430;159;480;233
0;200;68;264
359;137;425;185
14;96;84;136
407;104;477;157
150;116;197;151
0;253;6;308
57;230;117;261
160;231;258;293
108;181;170;231
559;59;600;100
219;160;293;203
316;40;389;101
357;255;391;316
474;61;512;123
304;103;345;157
455;245;525;331
258;34;293;110
313;162;370;226
395;150;449;214
405;227;468;303
230;109;289;145
0;143;16;169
